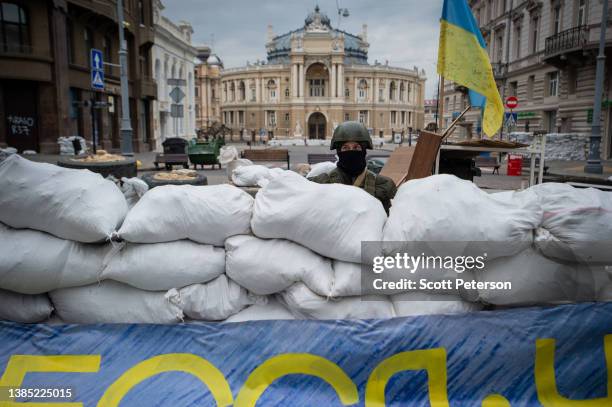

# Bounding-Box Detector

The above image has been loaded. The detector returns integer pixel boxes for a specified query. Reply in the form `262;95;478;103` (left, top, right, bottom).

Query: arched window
345;88;349;98
389;81;397;101
229;82;235;101
239;81;245;101
358;79;368;100
267;79;277;99
1;2;30;53
285;88;289;97
399;82;405;101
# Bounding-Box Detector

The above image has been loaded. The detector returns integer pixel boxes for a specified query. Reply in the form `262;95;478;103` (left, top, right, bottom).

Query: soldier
308;121;397;214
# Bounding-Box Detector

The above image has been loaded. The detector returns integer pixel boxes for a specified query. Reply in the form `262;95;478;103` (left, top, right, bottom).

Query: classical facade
194;46;223;131
195;6;426;140
0;0;157;153
443;0;612;158
151;0;197;150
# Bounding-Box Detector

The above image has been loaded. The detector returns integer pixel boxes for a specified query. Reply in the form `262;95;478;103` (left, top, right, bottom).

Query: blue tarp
1;303;611;406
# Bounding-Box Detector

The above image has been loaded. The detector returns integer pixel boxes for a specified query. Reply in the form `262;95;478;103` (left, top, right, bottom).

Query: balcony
544;26;588;67
490;62;507;80
139;76;157;99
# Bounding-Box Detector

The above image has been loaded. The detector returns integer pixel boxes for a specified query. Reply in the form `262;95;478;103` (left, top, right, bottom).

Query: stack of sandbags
0;156;128;323
231;165;286;187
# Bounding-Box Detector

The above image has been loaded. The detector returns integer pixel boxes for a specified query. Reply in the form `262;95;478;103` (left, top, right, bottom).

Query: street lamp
584;0;608;174
336;0;349;28
116;0;133;156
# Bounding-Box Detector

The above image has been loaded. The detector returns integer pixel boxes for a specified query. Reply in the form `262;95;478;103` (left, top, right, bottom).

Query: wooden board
405;130;443;181
379;146;416;186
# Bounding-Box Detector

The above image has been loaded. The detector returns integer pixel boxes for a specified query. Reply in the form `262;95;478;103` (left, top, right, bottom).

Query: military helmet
330;121;373;150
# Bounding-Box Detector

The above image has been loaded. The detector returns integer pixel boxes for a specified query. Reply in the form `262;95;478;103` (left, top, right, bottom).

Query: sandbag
225;235;334;296
117;184;253;245
0;289;53;323
306;161;336;178
231;165;285;187
167;274;258;321
383;175;541;259
524;183;612;263
252;171;387;262
0;223;108;294
102;241;225;291
0;155;128;242
226;158;253;182
50;281;183;324
278;283;395;319
391;292;481;317
330;261;362;297
476;248;598;306
225;298;295;322
121;177;149;209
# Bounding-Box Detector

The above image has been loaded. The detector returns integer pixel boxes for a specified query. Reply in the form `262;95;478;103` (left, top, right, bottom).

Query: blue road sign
504;112;518;127
90;48;104;90
91;70;105;90
90;48;103;70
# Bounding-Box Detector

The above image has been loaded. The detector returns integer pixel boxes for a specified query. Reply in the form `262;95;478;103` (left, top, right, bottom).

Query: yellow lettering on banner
97;354;232;407
234;353;358;407
364;348;449;407
482;394;511;407
0;355;100;407
535;335;612;406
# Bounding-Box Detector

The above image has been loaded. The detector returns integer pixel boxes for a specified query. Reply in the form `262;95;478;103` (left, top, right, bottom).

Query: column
256;78;261;102
206;81;212;121
331;63;336;98
374;78;379;104
277;77;281;101
292;64;298;98
298;64;304;98
337;64;343;98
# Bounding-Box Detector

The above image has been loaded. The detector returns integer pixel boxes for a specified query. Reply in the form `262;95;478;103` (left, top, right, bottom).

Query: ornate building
195;6;426;140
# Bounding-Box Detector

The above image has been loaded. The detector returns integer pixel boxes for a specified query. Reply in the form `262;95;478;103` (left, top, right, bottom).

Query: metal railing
545;25;588;57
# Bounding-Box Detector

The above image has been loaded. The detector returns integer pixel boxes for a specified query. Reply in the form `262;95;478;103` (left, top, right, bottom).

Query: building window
85;27;94;65
138;0;145;25
344;113;350;121
345;88;349;97
577;0;587;26
530;16;539;54
359;110;368;125
238;110;244;125
547;71;558;97
358;79;368;100
267;79;277;99
195;104;200;118
514;25;521;59
389;81;396;101
194;86;198;97
230;111;234;124
250;88;256;101
309;79;325;97
408;111;412;125
495;31;503;62
391;111;397;125
401;111;406;125
0;2;30;53
378;87;384;102
399;83;405;101
545;110;557;133
267;110;276;126
527;75;535;100
102;35;112;72
509;81;518;97
284;113;290;122
229;82;235;101
553;6;561;35
285;88;289;97
66;19;74;63
239;81;245;101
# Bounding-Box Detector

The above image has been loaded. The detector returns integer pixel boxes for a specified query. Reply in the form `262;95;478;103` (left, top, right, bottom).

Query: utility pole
584;0;608;174
116;0;133;156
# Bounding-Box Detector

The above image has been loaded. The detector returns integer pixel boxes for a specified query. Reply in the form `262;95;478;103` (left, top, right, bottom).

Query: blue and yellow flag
438;0;503;137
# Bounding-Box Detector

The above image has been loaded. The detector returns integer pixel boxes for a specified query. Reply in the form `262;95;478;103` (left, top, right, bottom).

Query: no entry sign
506;96;519;109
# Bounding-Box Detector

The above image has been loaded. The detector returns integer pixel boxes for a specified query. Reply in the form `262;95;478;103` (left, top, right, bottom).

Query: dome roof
206;54;222;66
304;5;331;29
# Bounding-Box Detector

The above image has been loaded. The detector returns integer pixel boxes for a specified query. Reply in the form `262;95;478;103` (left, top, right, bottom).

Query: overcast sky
162;0;444;99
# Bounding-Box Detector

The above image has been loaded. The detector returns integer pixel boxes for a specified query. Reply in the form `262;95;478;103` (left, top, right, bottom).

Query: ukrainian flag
438;0;503;137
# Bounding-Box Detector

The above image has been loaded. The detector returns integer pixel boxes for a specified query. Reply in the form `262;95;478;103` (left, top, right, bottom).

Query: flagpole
438;76;445;133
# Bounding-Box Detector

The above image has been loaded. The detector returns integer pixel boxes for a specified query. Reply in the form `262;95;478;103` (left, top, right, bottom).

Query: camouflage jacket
308;167;397;214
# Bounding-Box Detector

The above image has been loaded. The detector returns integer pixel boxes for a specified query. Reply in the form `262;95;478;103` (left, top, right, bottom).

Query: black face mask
337;150;367;177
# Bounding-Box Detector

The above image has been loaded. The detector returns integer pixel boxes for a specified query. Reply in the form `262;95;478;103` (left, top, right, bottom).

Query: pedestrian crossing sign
504;112;517;128
91;70;105;90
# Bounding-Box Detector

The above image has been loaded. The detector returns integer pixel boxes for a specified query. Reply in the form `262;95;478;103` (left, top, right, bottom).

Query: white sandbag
0;223;107;294
278;283;395;319
102;241;225;291
225;297;295;322
391;292;481;317
167;274;258;321
476;248;597;306
0;155;128;242
0;289;53;323
252;171;387;262
231;165;272;187
524;183;612;263
225;235;334;296
50;281;183;323
330;261;362;297
226;158;254;181
117;184;253;245
218;146;241;165
121;177;149;209
383;175;541;259
306;161;337;178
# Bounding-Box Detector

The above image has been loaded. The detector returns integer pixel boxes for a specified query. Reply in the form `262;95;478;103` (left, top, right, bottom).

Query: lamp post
584;0;608;174
116;0;133;156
